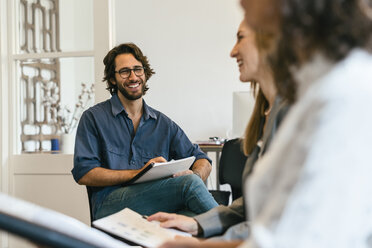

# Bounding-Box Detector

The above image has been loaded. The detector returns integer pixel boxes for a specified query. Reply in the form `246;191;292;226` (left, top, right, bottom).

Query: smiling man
72;43;217;221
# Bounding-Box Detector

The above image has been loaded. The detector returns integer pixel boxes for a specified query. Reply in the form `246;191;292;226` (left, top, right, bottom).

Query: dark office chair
86;186;94;225
218;138;248;201
85;188;139;246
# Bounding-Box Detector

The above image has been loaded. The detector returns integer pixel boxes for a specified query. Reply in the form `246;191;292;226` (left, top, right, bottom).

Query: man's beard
117;79;146;101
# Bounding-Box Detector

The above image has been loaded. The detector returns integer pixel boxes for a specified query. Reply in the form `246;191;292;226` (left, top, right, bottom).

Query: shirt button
131;161;135;165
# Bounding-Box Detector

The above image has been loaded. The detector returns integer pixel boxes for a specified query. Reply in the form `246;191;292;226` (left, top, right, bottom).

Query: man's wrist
193;171;202;179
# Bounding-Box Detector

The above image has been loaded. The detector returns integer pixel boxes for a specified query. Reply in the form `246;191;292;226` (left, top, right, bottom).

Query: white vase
61;133;75;154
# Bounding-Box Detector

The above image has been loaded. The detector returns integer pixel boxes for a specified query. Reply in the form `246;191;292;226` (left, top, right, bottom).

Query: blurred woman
238;0;372;247
151;19;290;248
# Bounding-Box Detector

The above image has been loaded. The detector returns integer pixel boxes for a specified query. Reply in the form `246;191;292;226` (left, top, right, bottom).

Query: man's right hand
147;212;199;236
144;156;167;167
133;156;167;177
78;156;167;186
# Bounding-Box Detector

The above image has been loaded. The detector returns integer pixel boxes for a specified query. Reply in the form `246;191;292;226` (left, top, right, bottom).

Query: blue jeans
95;174;218;219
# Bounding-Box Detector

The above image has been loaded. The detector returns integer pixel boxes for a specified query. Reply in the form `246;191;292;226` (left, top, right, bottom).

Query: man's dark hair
271;0;372;103
102;43;155;95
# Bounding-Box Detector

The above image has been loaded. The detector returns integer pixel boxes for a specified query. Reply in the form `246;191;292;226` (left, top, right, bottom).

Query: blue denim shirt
72;94;210;214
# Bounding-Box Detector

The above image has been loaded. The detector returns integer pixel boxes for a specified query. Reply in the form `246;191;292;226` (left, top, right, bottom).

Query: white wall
59;0;93;52
114;0;250;141
233;91;255;138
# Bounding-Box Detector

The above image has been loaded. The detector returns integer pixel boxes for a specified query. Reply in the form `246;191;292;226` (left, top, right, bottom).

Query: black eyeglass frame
115;67;145;79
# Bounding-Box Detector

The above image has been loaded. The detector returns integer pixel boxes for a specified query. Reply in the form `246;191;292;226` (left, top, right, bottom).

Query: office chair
86;186;94;225
85;187;139;245
218;138;248;201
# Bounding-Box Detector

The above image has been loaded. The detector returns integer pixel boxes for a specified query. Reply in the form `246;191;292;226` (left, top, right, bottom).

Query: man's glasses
115;67;144;79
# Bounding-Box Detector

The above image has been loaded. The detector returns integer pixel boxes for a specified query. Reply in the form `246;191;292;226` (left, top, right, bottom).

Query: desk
199;144;224;190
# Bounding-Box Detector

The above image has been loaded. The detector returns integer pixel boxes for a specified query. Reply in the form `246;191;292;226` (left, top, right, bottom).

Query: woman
238;0;372;247
150;19;289;247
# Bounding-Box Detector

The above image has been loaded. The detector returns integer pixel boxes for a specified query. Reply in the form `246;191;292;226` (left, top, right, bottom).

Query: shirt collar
110;94;126;116
110;94;157;120
142;100;157;120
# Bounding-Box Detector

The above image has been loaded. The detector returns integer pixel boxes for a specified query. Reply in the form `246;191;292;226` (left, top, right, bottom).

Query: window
13;0;95;153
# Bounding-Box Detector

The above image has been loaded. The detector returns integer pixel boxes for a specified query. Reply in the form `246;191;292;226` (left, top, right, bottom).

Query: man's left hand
173;169;194;178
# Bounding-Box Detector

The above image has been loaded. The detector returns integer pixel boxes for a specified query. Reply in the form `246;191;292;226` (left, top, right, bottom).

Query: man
72;43;217;221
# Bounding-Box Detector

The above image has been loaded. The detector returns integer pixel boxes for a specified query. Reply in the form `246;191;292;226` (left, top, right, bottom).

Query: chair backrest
218;138;248;200
86;186;94;225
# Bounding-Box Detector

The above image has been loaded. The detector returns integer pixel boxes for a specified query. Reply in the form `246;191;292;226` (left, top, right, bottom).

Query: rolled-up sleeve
72;110;102;182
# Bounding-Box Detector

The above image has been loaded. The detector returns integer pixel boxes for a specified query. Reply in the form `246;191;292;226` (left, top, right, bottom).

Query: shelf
11;154;74;174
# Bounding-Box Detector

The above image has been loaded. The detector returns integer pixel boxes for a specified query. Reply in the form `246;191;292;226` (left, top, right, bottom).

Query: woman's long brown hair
241;28;276;155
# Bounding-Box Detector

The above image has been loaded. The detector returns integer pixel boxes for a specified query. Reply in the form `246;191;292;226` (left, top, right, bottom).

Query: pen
142;215;148;220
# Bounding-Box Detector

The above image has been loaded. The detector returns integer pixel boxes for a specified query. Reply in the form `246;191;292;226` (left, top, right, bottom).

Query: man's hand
173;169;194;178
131;156;167;179
147;212;199;236
190;159;211;181
145;156;167;166
173;159;212;180
77;156;167;186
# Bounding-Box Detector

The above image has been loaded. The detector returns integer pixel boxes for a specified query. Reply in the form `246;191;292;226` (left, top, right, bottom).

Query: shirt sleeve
195;197;245;238
71;110;102;183
168;121;211;163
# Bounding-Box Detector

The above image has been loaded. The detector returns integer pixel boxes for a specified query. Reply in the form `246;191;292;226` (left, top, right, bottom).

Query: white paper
93;208;191;248
134;156;196;184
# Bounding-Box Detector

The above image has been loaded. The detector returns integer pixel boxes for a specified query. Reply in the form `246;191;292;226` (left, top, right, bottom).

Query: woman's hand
147;212;199;236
